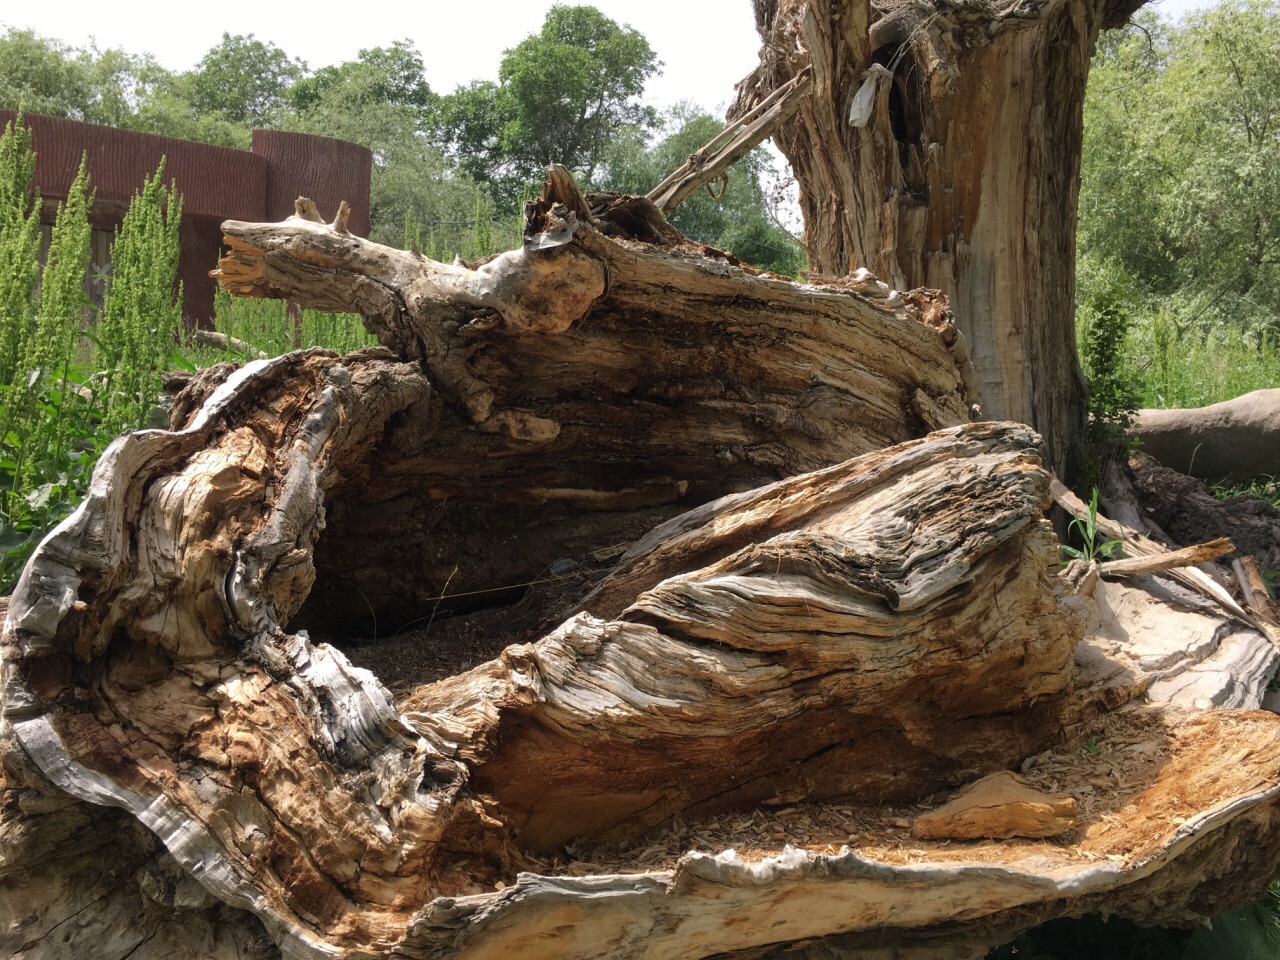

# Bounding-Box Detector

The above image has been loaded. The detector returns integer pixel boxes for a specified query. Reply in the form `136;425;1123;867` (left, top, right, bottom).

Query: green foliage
2;13;795;275
0;124;114;589
0;114;42;390
0;116;380;590
206;289;377;360
986;883;1280;960
0;29;141;127
1130;317;1280;409
435;5;660;201
472;193;493;259
1060;488;1124;563
290;40;434;124
94;162;182;437
20;156;94;490
403;206;423;253
1076;257;1142;484
1081;2;1280;343
281;40;486;253
1182;883;1280;959
189;32;305;127
1079;0;1280;482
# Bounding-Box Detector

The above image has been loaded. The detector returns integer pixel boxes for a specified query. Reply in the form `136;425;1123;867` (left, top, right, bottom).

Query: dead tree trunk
731;0;1145;479
3;175;1280;960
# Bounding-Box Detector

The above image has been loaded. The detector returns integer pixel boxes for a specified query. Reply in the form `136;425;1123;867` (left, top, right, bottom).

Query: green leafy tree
290;40;434;124
1080;2;1280;340
436;5;660;201
285;43;484;253
0;27;250;148
0;28;166;129
189;32;304;127
0;28;96;120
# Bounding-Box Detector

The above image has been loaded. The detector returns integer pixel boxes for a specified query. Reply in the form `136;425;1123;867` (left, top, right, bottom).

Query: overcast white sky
3;2;763;118
4;0;1213;119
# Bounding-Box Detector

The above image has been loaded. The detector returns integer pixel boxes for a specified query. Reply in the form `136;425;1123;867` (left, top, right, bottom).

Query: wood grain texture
4;172;1280;960
728;0;1141;478
209;168;979;634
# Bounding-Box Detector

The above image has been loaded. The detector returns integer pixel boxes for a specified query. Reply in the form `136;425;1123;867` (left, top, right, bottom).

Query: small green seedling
1061;488;1124;564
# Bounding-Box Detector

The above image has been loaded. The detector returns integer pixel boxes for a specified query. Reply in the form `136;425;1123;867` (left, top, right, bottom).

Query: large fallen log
207;169;977;637
1133;389;1280;484
3;176;1280;960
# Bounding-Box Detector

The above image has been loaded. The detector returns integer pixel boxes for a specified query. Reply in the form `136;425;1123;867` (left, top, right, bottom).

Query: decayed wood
206;168;977;634
1130;451;1280;573
911;770;1077;840
0;408;1081;956
406;422;1082;854
6;367;1280;958
1234;555;1280;627
5;171;1280;960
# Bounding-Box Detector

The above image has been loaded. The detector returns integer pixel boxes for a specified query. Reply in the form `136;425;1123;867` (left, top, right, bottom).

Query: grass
196;289;378;362
1132;320;1280;410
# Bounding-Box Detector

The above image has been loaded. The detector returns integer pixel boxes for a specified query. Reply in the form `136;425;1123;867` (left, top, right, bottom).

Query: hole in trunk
873;44;929;201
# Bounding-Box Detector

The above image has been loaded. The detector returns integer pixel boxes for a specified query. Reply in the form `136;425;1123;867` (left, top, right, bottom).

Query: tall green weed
0;121;114;588
0;121;187;590
93;162;182;436
0;115;42;389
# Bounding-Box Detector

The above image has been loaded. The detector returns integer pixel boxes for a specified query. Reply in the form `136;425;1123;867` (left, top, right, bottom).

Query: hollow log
207;169;978;637
4;179;1280;959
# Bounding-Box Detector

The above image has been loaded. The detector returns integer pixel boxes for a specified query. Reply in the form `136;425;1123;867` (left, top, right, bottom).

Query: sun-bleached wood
730;0;1150;478
5;171;1280;960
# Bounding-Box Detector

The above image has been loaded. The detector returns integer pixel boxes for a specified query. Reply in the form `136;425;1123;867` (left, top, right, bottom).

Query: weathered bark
209;173;977;635
1130;451;1280;572
3;177;1280;959
731;0;1145;479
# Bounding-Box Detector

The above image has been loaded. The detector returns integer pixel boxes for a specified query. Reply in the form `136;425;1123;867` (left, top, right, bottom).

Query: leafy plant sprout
1060;488;1125;564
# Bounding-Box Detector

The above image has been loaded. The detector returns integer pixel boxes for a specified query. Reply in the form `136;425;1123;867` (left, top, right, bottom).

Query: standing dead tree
2;165;1279;959
731;0;1148;479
